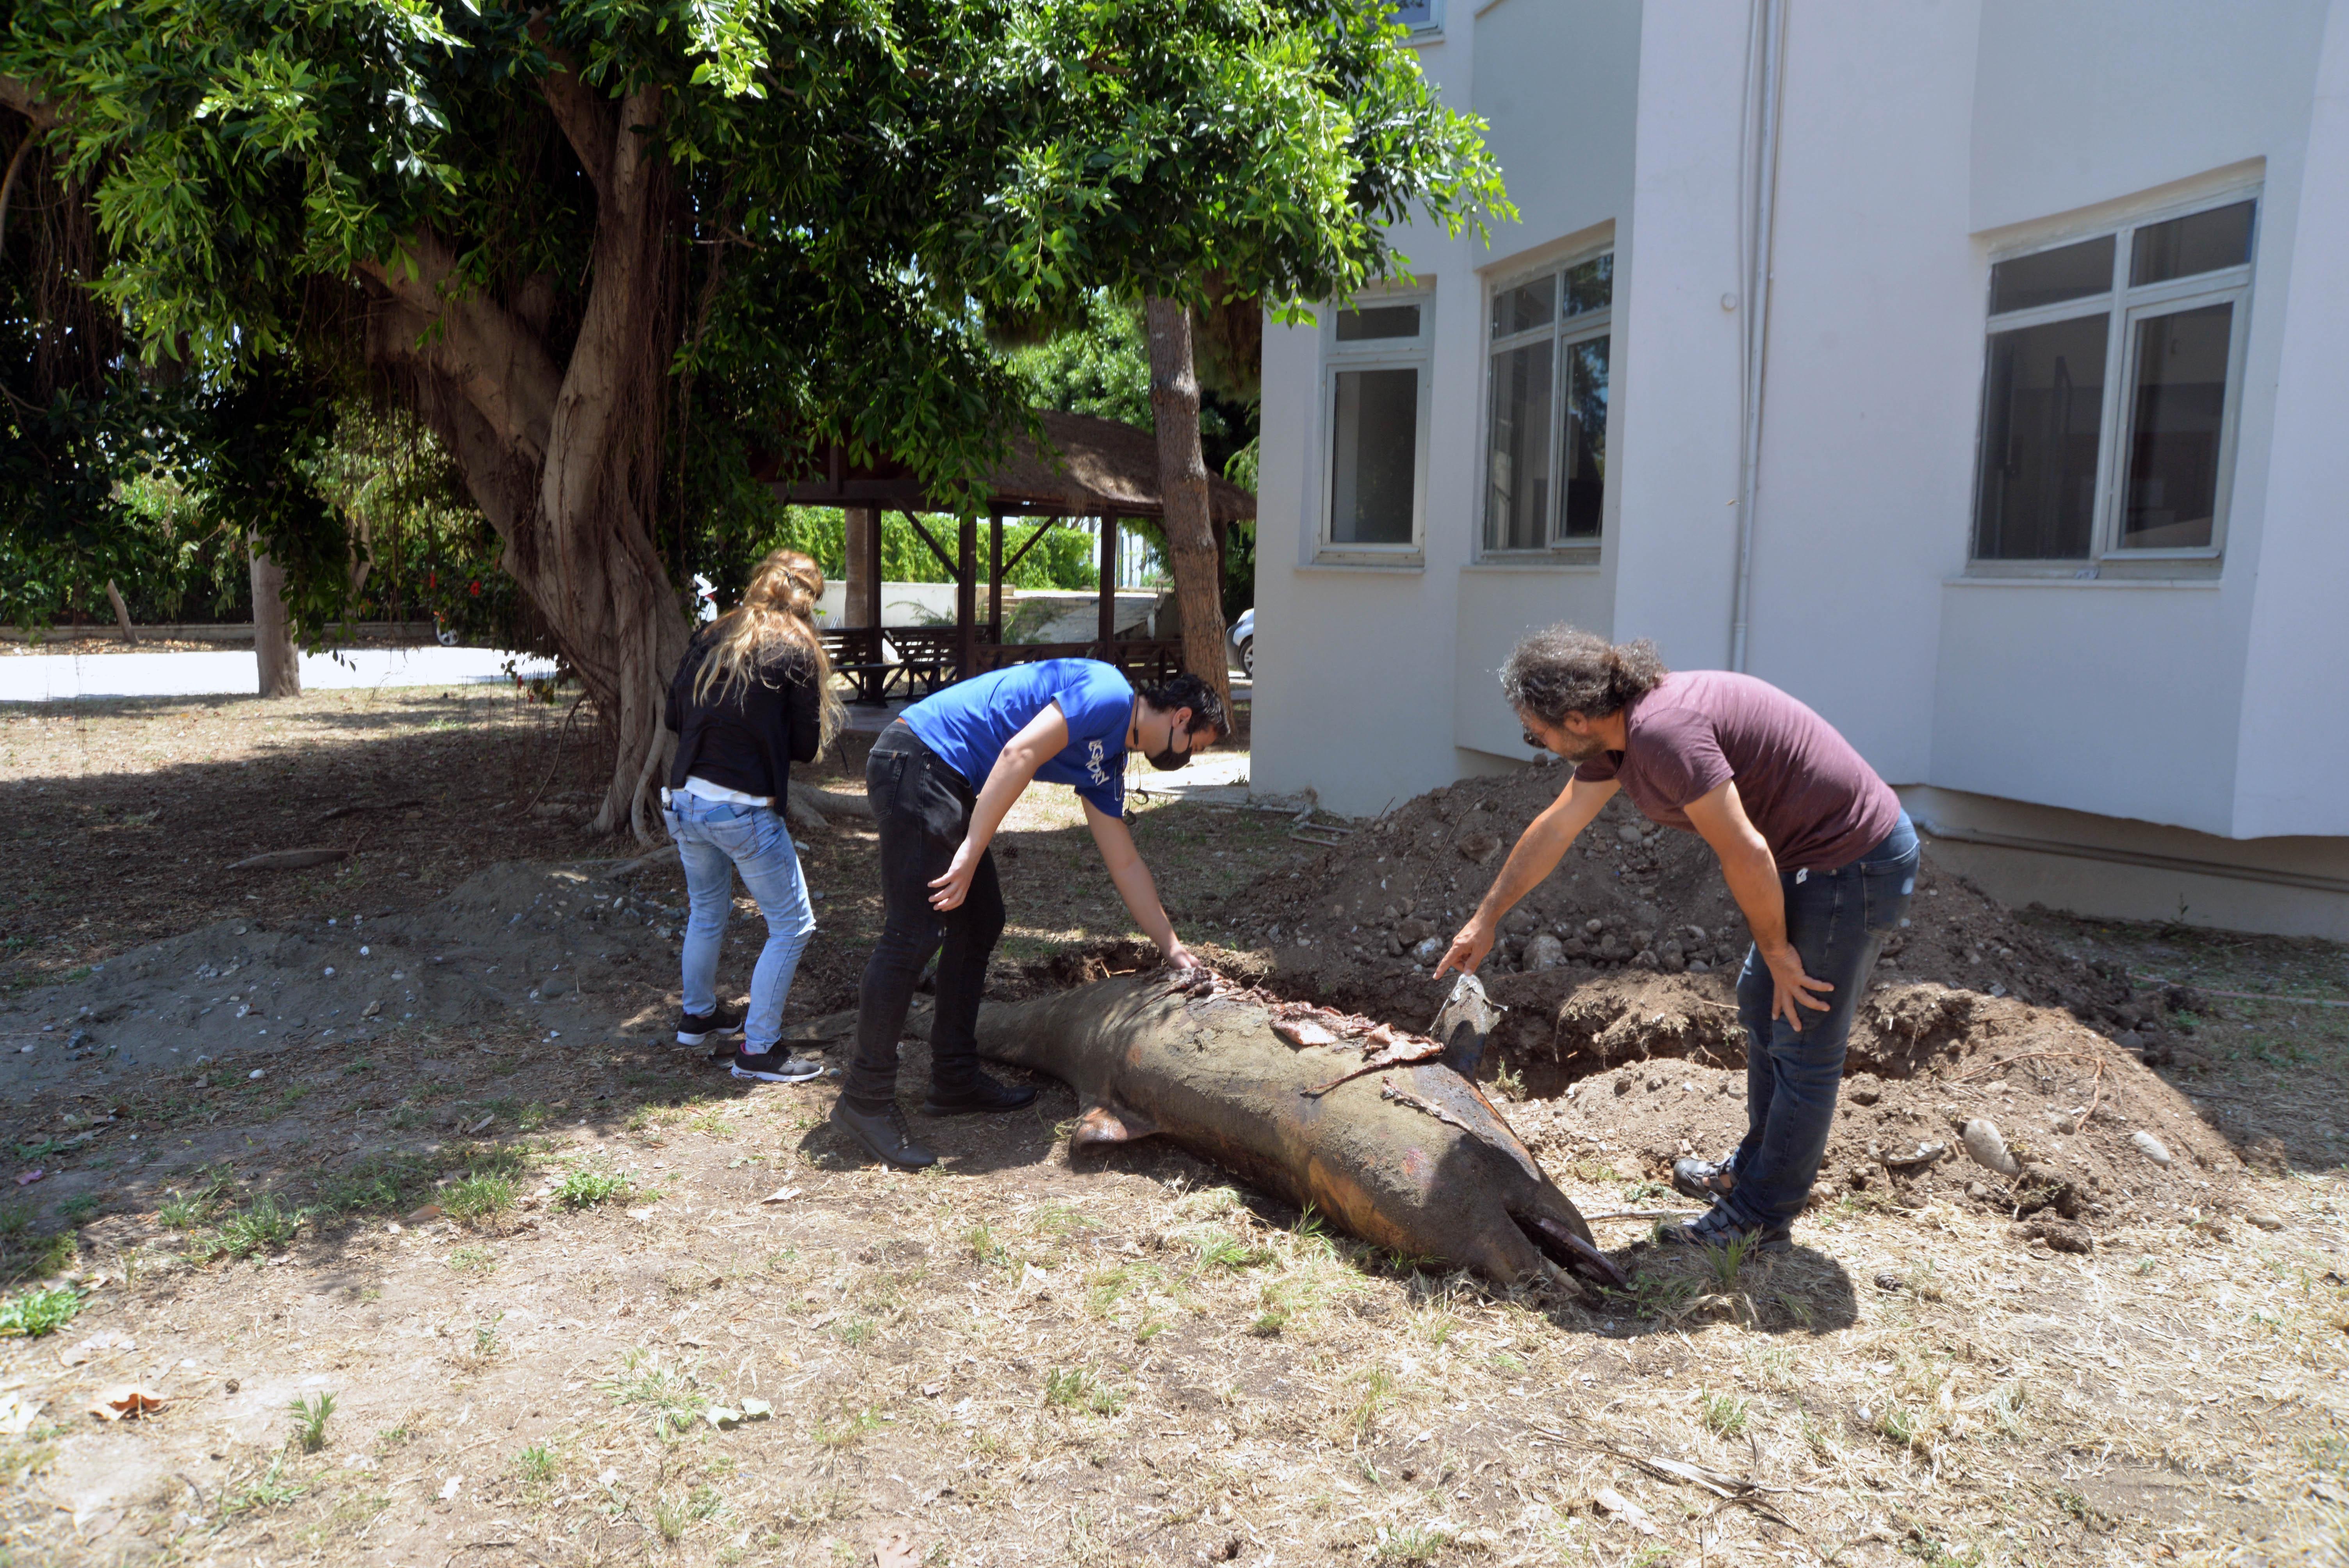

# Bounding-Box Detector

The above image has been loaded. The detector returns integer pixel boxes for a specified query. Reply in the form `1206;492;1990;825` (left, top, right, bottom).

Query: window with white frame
1483;252;1611;554
1320;295;1431;558
1972;194;2256;566
1390;0;1442;37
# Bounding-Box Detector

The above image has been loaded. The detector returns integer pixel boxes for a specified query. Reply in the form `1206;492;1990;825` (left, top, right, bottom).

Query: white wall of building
1249;0;2349;930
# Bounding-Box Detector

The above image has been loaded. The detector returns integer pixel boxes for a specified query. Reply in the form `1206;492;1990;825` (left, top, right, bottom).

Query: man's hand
1431;917;1495;982
1761;941;1832;1030
928;837;982;911
1162;941;1203;972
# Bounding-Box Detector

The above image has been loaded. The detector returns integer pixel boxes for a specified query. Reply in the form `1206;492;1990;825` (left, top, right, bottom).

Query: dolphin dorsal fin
1071;1101;1160;1147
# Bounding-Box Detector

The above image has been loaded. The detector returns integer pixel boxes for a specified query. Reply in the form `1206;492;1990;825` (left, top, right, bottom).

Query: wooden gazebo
764;411;1256;704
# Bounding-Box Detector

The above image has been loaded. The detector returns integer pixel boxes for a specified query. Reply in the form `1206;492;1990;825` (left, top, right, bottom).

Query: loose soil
0;697;2343;1566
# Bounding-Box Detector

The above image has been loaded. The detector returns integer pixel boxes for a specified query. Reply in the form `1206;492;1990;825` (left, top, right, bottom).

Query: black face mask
1146;740;1191;772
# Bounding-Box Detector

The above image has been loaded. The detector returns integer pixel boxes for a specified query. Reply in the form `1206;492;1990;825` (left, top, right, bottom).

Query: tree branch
541;63;615;206
358;228;563;465
0;76;60;132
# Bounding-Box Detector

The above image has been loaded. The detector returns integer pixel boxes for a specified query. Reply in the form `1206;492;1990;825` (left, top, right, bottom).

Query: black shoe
1657;1208;1793;1254
921;1071;1038;1116
729;1048;824;1085
677;1004;745;1046
1672;1157;1737;1204
830;1099;937;1169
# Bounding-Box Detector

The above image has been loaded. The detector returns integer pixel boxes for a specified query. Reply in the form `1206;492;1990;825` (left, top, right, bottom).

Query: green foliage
202;1194;305;1260
556;1168;633;1209
289;1390;337;1452
0;1283;83;1338
1;0;1498;656
440;1172;517;1224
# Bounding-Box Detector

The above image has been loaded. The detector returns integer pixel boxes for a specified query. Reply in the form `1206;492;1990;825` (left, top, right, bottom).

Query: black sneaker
677;1004;745;1046
1657;1208;1793;1255
921;1071;1039;1116
729;1048;824;1085
1672;1157;1737;1203
830;1099;937;1169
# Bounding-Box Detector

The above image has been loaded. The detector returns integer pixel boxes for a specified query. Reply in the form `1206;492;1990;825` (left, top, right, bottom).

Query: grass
1700;1392;1750;1436
513;1444;558;1486
447;1244;496;1274
811;1404;886;1448
289;1391;337;1452
201;1194;305;1260
157;1176;231;1229
0;1283;82;1337
1042;1366;1129;1416
440;1171;517;1223
601;1349;707;1434
557;1167;634;1208
221;1455;307;1517
1378;1523;1451;1563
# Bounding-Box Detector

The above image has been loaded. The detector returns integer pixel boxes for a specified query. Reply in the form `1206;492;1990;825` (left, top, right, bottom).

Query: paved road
0;645;558;703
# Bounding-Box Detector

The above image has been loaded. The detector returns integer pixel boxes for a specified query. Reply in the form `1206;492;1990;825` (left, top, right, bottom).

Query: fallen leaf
758;1187;804;1205
704;1407;741;1430
439;1475;462;1501
0;1391;43;1435
1593;1488;1656;1536
404;1205;444;1224
464;1114;494;1135
15;1170;44;1187
739;1397;772;1420
88;1386;167;1422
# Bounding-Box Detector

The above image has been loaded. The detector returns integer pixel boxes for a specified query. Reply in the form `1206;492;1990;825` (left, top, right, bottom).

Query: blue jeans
662;792;817;1053
1722;814;1919;1229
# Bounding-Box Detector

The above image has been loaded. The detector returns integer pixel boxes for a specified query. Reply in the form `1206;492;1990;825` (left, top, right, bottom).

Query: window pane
1336;304;1420;342
1390;0;1436;27
1484;341;1553;550
1331;367;1418;545
2120;303;2231;549
1989;236;2114;315
2131;200;2254;287
1972;313;2108;559
1563;254;1613;316
1559;335;1609;538
1492;277;1553;338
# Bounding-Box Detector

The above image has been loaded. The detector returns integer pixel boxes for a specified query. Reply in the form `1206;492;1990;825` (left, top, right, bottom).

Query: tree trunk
360;80;687;842
1142;296;1234;720
103;579;136;644
844;504;875;626
248;535;301;697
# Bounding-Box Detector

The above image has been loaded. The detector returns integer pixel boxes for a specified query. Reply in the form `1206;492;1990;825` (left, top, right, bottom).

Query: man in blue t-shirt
832;659;1227;1169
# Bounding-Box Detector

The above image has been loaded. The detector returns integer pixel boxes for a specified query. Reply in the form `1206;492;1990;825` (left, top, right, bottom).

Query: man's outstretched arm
1084;800;1198;969
1435;775;1618;979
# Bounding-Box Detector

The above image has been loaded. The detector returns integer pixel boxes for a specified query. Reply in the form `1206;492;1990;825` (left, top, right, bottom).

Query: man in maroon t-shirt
1436;625;1919;1254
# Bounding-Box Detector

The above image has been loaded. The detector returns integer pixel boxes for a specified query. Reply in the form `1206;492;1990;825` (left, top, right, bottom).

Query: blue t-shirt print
901;659;1135;817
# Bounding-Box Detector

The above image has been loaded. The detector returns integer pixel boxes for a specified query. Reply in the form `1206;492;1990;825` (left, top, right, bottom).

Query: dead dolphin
971;972;1619;1288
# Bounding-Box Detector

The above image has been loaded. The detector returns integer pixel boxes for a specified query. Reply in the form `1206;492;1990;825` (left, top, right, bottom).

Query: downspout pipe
1729;0;1788;673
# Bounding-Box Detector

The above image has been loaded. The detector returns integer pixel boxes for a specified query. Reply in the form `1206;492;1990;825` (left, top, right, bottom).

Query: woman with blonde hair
661;547;847;1082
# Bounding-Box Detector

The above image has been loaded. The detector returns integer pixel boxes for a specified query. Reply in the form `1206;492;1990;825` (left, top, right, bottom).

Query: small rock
1846;1080;1882;1107
248;1069;266;1081
1873;1271;1903;1292
1525;934;1565;971
2244;1211;2284;1232
1457;833;1501;865
1961;1119;2021;1176
1411;936;1444;965
2131;1130;2175;1168
1396;918;1433;945
1615;824;1643;846
2115;1029;2145;1054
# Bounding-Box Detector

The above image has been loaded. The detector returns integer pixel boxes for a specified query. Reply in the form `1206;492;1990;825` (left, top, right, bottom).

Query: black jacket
664;630;823;802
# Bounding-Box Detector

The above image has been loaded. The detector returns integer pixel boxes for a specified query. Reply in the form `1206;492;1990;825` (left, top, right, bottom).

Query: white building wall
1248;0;2349;928
2231;0;2349;838
1735;0;1980;787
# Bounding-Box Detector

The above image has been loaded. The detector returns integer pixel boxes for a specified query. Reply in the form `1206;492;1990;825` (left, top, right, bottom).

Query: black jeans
843;721;1005;1109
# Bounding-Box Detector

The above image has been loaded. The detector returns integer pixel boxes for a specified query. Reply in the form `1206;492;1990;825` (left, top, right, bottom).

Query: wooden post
843;506;874;627
988;512;1003;649
864;502;884;631
1097;513;1117;653
956;511;977;681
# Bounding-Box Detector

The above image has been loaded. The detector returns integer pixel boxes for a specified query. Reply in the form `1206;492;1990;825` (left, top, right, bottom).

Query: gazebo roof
765;410;1257;523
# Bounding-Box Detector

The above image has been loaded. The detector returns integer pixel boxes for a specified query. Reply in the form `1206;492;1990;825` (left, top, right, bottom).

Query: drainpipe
1728;0;1788;673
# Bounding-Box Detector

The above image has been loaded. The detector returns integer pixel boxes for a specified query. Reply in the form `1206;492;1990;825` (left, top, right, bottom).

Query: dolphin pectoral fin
1071;1101;1160;1148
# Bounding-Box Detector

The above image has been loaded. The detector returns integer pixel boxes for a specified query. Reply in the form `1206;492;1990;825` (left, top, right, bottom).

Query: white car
1229;607;1255;676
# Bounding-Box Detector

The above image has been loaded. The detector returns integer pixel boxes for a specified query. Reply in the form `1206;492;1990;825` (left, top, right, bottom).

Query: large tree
2;0;1502;837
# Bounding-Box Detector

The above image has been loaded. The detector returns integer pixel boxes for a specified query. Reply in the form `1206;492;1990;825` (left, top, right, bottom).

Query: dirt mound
0;863;684;1096
1225;765;2248;1224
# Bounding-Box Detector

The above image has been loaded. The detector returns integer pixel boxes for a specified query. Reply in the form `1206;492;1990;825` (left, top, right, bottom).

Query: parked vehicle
1229;608;1255;676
